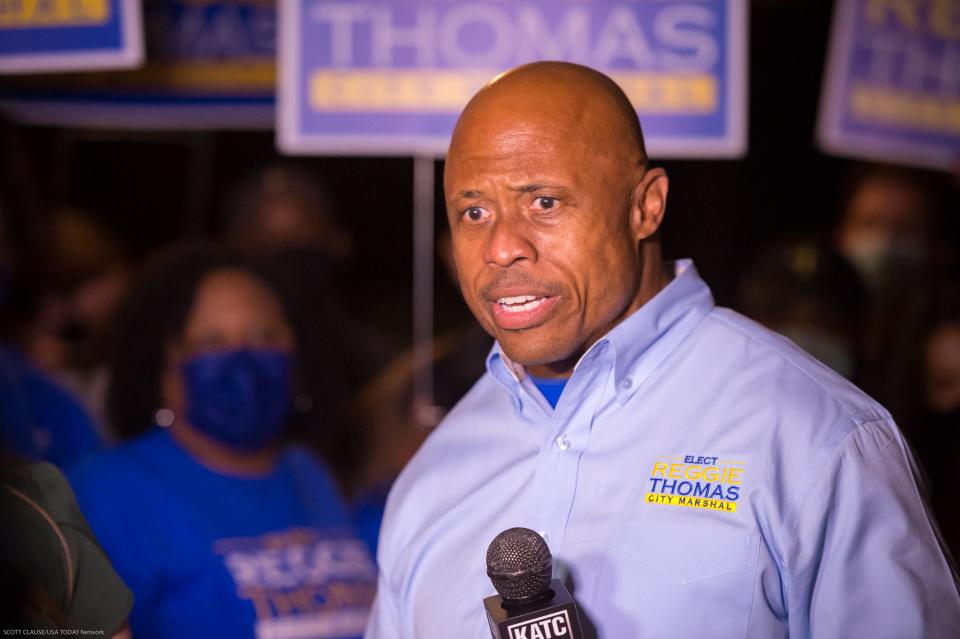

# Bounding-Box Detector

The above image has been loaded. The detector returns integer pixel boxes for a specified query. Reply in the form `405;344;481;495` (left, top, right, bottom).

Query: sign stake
412;155;436;411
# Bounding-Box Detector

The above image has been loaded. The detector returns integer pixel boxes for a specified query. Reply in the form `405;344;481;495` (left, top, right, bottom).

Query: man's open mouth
489;294;560;329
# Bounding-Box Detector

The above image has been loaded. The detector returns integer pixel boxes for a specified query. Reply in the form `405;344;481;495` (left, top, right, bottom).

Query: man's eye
535;197;557;210
463;206;486;222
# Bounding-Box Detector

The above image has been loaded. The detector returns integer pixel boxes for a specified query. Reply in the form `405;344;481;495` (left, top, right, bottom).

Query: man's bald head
443;61;668;377
449;61;647;169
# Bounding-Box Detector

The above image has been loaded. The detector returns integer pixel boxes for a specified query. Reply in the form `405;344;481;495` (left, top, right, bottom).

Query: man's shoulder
699;307;889;427
683;309;917;553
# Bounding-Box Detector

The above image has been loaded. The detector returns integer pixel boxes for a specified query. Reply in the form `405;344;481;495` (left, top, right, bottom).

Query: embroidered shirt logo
645;454;744;513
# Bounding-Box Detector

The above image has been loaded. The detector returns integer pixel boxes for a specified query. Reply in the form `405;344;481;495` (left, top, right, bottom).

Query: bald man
365;63;960;638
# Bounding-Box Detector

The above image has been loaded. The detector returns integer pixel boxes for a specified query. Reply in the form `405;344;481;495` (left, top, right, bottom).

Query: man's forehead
445;145;587;198
448;99;637;182
452;105;582;151
446;115;598;184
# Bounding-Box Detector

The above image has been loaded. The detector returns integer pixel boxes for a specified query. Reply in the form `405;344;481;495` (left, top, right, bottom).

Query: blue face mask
180;348;292;451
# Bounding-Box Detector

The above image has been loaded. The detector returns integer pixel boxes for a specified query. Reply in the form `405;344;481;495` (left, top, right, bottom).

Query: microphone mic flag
483;527;584;639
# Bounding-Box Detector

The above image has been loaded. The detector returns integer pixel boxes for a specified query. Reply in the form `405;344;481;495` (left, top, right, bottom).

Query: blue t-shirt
349;482;393;558
0;344;102;468
68;428;375;639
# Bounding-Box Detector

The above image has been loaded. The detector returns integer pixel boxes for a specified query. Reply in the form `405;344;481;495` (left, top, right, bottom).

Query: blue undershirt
529;375;568;409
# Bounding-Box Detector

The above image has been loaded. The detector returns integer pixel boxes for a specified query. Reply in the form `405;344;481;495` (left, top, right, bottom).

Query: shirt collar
486;259;714;408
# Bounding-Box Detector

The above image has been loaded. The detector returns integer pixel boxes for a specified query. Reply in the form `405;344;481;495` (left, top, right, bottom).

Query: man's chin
496;336;576;372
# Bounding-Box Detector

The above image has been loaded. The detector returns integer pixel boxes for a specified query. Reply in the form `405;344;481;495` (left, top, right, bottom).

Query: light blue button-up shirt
366;260;960;638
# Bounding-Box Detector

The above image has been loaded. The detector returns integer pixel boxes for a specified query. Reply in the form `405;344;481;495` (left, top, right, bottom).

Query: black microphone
483;527;584;639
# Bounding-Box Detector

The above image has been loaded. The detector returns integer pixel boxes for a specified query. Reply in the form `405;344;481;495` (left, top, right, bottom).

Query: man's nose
483;218;536;268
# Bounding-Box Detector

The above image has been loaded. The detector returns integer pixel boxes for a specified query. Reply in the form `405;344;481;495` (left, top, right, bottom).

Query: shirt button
622;377;633;389
555;434;570;451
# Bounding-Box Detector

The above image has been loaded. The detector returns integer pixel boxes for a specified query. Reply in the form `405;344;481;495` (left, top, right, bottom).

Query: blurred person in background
912;285;960;557
67;244;375;639
834;165;954;425
0;211;114;468
0;339;102;470
835;167;939;295
224;164;353;265
19;208;132;435
222;165;390;488
0;120;108;469
738;237;865;380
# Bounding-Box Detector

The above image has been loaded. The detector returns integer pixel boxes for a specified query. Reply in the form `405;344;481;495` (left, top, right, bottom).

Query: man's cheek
463;290;493;328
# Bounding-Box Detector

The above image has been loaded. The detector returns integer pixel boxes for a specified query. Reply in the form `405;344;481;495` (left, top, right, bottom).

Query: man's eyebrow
511;183;565;193
454;184;567;199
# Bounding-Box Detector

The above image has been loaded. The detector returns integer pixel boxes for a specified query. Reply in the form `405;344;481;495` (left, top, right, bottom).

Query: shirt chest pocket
598;520;761;638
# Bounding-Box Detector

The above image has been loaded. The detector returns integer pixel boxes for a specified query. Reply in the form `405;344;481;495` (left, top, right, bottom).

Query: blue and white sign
0;0;143;73
818;0;960;171
0;0;274;129
279;0;748;157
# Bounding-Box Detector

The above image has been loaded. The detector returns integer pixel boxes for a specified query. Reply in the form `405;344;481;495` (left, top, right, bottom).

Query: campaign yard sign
818;0;960;171
0;0;143;73
0;0;274;129
279;0;748;157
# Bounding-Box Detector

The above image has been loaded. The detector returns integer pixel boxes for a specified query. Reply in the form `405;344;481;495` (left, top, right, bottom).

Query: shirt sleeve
784;418;960;638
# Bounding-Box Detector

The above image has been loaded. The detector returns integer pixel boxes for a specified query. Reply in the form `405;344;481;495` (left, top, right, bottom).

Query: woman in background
67;244;375;639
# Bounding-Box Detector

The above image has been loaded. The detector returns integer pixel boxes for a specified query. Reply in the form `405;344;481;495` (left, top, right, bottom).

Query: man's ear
630;167;669;241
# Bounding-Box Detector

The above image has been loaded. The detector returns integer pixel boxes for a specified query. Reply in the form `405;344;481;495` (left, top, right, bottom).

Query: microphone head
485;527;553;604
